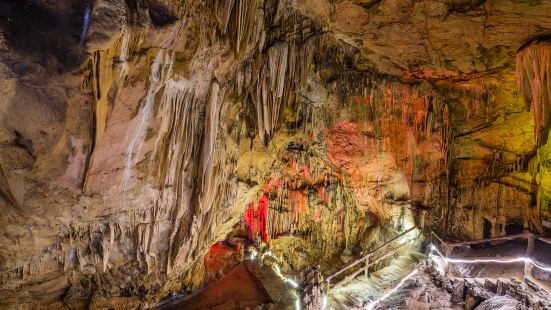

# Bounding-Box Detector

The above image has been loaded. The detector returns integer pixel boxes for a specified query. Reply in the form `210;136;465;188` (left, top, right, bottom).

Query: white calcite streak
122;50;174;201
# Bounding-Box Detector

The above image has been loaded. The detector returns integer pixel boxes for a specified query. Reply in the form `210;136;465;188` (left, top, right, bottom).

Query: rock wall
0;0;551;308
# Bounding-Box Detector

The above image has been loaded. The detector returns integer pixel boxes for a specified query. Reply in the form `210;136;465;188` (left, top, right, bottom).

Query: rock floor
154;264;273;310
372;267;461;310
444;239;551;292
328;245;427;309
328;239;551;310
154;261;297;310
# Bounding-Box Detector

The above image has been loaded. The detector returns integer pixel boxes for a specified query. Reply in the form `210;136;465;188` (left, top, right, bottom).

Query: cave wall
0;0;551;308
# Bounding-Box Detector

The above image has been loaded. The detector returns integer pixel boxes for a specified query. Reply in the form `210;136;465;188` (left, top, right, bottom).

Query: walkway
155;261;295;309
328;244;425;309
433;233;551;292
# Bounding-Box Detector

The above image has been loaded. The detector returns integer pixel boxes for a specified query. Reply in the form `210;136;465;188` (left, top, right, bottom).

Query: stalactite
117;28;141;79
347;80;450;205
241;38;316;145
244;194;269;242
151;77;203;273
122;50;174;197
214;0;320;146
516;42;551;145
516;42;551;234
81;32;143;191
0;164;19;209
197;81;222;216
217;0;264;56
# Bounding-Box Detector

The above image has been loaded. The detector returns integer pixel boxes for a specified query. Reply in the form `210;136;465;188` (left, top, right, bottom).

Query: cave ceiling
0;0;551;308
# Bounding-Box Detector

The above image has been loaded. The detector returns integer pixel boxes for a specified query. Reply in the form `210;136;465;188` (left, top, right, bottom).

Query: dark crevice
447;0;488;15
0;0;89;69
148;3;178;28
13;130;35;158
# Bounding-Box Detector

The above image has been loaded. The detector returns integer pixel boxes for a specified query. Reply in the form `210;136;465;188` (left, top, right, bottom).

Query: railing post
364;254;370;277
444;245;452;275
524;233;535;280
417;209;426;232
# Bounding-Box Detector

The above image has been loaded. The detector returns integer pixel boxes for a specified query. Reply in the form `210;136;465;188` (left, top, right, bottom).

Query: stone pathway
154;262;290;310
246;261;298;309
445;238;551;292
328;244;426;309
370;261;551;310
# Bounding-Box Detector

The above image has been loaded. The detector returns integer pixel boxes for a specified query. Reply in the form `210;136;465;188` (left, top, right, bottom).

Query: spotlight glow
430;244;551;273
322;295;328;309
287;278;299;288
249;249;258;260
364;268;419;310
260;250;301;289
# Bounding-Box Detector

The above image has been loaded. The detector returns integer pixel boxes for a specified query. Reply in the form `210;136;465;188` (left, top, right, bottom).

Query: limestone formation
1;0;551;309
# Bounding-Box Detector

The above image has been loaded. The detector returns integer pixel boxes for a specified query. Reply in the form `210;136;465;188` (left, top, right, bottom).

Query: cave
1;0;551;309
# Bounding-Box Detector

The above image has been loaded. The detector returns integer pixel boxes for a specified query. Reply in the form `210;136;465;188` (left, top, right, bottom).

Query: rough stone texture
424;262;551;310
475;295;520;310
296;0;551;79
450;279;466;303
465;286;494;310
1;0;551;308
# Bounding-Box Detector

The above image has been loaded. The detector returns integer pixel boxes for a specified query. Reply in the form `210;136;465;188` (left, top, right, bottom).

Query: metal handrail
430;231;549;250
430;230;551;276
326;226;417;292
447;232;530;247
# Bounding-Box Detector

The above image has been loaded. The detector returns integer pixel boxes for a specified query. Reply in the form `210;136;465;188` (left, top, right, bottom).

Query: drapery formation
517;42;551;146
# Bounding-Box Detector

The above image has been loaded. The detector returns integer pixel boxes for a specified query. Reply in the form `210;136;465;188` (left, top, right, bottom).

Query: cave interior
1;0;551;309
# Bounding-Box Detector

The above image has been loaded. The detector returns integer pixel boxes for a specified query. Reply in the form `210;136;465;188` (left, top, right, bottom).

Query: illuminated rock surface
0;0;551;309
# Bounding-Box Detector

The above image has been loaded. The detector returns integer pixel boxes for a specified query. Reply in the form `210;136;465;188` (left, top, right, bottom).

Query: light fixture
249;249;258;260
430;244;551;273
287;278;299;288
364;268;419;310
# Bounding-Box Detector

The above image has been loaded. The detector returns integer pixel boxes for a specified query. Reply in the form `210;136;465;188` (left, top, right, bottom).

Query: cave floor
153;241;551;310
342;239;551;310
371;267;462;310
328;244;430;309
449;240;527;280
447;239;551;291
155;261;296;309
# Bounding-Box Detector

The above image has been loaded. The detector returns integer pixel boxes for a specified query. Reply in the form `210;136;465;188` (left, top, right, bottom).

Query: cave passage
1;1;551;310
